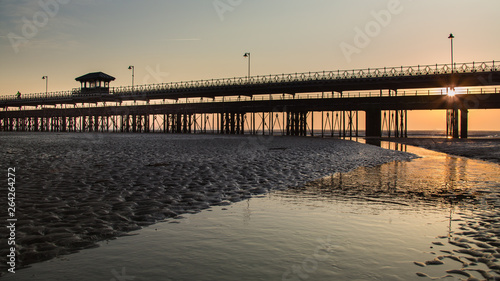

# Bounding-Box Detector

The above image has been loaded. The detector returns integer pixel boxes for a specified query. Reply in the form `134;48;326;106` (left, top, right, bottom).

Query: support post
365;110;381;138
460;109;468;139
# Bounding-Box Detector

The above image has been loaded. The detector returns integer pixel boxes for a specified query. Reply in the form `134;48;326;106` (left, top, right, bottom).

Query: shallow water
2;134;500;280
2;194;453;281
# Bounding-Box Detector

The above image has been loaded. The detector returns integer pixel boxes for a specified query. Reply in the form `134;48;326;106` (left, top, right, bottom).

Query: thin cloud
5;36;82;52
165;38;202;42
0;1;92;31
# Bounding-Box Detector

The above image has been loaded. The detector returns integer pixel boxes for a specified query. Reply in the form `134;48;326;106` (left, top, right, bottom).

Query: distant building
75;72;115;95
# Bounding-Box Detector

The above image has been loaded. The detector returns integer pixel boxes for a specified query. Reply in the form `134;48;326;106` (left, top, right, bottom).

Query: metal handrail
1;60;498;102
2;87;498;112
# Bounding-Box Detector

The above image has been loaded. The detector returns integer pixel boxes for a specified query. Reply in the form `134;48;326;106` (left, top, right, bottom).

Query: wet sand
0;133;415;272
386;137;500;164
3;140;500;280
414;206;500;280
299;144;500;280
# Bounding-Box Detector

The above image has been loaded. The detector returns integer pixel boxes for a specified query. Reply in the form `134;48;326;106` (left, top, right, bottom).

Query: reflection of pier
364;139;408;152
302;142;498;203
1;61;499;138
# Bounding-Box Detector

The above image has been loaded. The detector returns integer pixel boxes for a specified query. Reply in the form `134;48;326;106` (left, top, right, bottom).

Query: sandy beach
2;135;500;280
0;133;415;272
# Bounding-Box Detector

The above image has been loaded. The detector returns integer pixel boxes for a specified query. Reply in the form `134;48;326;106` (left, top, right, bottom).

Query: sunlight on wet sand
2;135;499;280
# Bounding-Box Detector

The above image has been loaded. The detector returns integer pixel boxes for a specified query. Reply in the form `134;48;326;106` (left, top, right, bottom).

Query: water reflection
282;155;497;207
279;139;500;280
243;199;252;225
364;138;408;152
369;140;497;197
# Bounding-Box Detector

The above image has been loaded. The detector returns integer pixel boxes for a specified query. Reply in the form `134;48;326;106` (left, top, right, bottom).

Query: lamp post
128;65;135;93
448;33;454;74
243;52;251;82
42;76;48;95
447;33;456;95
447;33;459;139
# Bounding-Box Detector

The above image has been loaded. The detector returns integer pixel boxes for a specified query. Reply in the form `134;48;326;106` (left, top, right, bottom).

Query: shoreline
381;137;500;164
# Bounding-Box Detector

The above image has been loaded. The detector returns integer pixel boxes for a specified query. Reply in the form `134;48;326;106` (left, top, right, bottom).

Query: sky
0;0;499;130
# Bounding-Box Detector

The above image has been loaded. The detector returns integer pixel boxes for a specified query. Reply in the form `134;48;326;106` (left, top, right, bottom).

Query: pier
1;61;499;138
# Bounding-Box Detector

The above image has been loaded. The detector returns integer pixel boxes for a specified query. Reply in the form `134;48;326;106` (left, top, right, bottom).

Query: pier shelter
75;72;115;95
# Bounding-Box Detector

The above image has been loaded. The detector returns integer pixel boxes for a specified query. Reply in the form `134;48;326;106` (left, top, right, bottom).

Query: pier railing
1;61;498;103
2;87;498;111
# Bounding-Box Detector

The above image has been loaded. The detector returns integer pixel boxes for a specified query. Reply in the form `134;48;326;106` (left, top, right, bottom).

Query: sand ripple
415;206;500;280
0;133;415;270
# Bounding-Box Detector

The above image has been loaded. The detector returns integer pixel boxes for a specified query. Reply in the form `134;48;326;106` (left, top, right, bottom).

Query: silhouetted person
16;91;21;99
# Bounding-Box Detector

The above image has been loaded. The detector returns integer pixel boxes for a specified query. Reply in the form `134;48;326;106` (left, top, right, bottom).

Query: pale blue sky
1;0;499;95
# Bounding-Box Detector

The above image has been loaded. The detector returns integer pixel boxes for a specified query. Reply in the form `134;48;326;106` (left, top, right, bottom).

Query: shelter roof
75;72;115;82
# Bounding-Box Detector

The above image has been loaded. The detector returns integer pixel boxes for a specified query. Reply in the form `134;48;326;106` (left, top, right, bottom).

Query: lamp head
128;65;134;70
448;33;454;39
243;53;249;58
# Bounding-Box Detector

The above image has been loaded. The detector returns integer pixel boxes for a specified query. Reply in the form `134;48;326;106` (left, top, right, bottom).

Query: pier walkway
1;61;499;138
